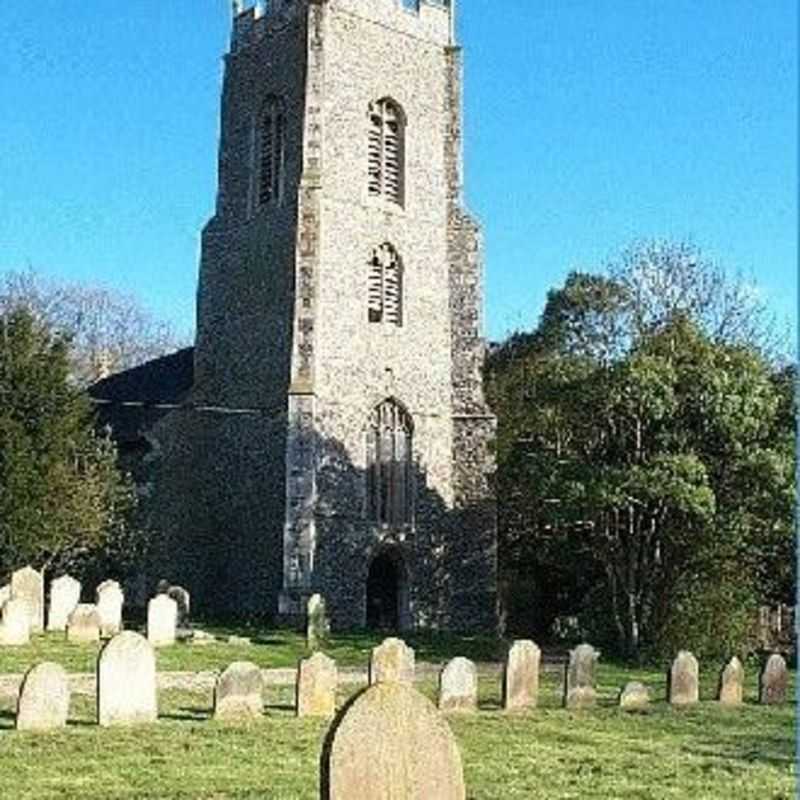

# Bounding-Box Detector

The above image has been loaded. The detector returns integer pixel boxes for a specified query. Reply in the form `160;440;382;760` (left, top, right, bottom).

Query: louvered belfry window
367;400;413;527
367;243;403;326
368;99;404;205
259;96;285;206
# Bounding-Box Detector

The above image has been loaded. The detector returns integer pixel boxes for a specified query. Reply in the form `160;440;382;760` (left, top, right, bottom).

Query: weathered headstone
669;650;699;706
67;604;101;644
166;585;191;628
214;661;264;721
147;594;177;647
759;654;788;705
11;565;44;632
718;656;745;706
16;662;70;732
326;682;465;800
97;631;157;726
619;681;650;711
47;575;81;632
564;643;599;709
502;639;540;711
369;637;415;686
0;598;31;646
439;657;478;713
297;651;338;718
96;580;124;637
306;593;329;651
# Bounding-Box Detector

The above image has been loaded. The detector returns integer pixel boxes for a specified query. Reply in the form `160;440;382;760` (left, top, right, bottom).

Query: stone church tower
146;0;496;630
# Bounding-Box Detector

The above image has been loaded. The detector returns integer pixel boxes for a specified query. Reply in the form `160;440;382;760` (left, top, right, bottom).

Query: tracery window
368;98;405;206
367;243;403;326
367;400;413;527
259;96;285;206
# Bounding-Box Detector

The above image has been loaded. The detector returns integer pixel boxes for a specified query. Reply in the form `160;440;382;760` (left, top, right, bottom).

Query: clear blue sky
0;1;796;343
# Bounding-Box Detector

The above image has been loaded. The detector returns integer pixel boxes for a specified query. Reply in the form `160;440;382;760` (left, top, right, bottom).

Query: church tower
156;0;496;630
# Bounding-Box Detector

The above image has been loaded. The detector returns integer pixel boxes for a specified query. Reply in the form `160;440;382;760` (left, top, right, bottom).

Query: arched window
259;96;285;206
368;98;405;206
367;400;413;527
367;243;403;326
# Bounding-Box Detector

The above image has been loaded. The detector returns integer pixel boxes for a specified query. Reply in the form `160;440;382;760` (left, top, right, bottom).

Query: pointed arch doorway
366;548;409;631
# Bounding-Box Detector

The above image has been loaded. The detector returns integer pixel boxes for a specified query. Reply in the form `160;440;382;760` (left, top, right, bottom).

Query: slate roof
88;347;195;443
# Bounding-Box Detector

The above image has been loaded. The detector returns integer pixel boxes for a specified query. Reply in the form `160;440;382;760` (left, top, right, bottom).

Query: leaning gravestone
502;640;540;711
67;604;101;644
297;651;338;718
759;654;788;705
0;598;31;646
619;681;650;711
439;657;478;714
166;585;191;628
369;638;415;686
669;650;699;706
96;580;124;637
326;682;466;800
214;661;264;721
97;631;157;726
564;643;599;709
718;656;745;706
16;662;70;732
47;575;81;632
306;593;329;651
11;565;44;632
147;594;177;647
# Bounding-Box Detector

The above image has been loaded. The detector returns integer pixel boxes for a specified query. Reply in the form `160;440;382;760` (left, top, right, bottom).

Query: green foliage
0;308;136;580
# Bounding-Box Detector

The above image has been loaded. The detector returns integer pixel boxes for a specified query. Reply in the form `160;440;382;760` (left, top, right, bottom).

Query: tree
0;268;188;386
0;308;137;579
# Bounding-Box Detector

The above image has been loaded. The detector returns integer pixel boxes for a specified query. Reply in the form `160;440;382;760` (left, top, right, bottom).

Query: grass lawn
0;628;794;799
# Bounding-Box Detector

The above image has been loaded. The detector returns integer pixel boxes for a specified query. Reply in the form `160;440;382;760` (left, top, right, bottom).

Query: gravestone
11;565;44;632
67;604;101;644
326;682;465;800
718;656;745;706
166;585;191;628
214;661;264;721
16;662;70;732
96;580;124;637
502;640;540;711
306;593;329;651
156;578;170;594
297;651;338;718
564;643;599;709
97;631;157;726
47;575;81;632
147;594;177;647
619;681;650;711
439;657;478;713
0;598;31;646
669;650;699;706
759;654;788;705
369;638;415;686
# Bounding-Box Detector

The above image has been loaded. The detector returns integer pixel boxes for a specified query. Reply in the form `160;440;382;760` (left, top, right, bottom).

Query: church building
92;0;497;631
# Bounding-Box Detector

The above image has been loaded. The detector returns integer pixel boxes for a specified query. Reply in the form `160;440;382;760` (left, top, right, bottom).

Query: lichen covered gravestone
297;652;337;718
306;593;329;651
502;640;540;711
759;654;788;705
96;580;124;637
564;643;599;709
669;651;699;706
97;631;157;726
214;661;263;721
325;682;466;800
11;566;44;632
166;585;191;628
718;656;745;706
619;681;650;711
67;604;101;644
147;594;177;647
47;575;81;632
16;662;70;732
0;598;31;646
369;638;415;686
439;657;478;713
